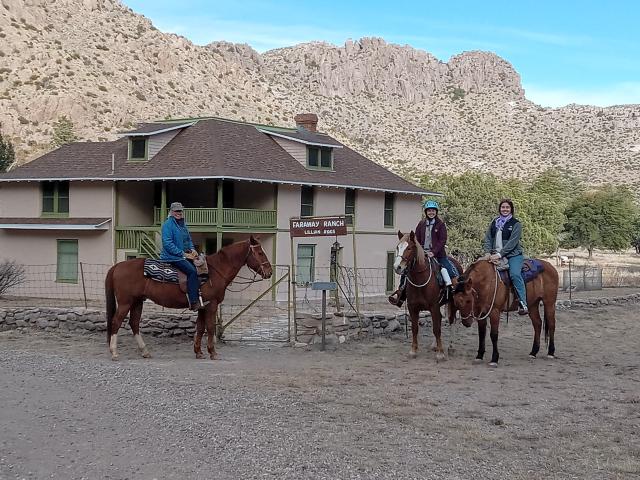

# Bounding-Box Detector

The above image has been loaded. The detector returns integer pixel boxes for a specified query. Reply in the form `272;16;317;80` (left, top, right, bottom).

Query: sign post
290;216;356;343
312;281;337;351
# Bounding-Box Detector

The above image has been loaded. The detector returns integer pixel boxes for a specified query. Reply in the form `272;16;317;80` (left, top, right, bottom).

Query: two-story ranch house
0;113;432;299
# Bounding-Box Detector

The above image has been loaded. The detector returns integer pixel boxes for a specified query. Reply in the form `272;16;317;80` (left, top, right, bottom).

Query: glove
426;251;434;258
489;253;501;262
184;250;198;260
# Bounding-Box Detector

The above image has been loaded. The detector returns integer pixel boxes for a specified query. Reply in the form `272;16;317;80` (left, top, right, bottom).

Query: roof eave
257;129;343;148
118;122;195;137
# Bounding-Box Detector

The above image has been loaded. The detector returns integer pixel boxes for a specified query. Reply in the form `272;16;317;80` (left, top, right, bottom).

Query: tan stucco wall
0;182;41;217
69;181;113;217
117;181;155;226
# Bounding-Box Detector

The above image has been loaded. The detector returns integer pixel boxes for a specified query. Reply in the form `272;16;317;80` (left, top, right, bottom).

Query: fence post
568;261;572;302
79;262;88;309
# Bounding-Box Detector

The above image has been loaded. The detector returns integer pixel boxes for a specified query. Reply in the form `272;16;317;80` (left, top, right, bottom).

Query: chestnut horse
394;231;463;360
105;236;272;361
452;259;558;367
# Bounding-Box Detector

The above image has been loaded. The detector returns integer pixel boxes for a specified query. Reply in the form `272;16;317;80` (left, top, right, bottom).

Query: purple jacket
415;216;447;258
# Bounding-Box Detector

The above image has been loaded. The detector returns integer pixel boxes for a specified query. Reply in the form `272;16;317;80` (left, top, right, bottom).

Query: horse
105;236;272;361
452;258;558;367
393;231;463;360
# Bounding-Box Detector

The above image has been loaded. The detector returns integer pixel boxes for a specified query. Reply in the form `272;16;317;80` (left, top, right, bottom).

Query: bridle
396;241;434;288
458;264;499;323
206;241;271;288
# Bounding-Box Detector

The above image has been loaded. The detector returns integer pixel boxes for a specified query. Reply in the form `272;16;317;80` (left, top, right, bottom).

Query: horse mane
403;233;425;266
453;259;484;293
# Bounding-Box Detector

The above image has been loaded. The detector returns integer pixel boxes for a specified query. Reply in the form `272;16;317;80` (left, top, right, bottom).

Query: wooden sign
289;216;347;237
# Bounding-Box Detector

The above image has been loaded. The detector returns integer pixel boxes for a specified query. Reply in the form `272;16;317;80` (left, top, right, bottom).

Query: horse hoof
141;350;152;359
488;362;498;368
473;358;483;364
195;352;204;359
210;353;219;360
547;354;555;360
409;350;417;358
111;355;119;361
436;353;446;362
529;354;536;360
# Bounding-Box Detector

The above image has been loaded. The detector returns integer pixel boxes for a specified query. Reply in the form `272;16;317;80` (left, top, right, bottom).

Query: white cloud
524;82;640;107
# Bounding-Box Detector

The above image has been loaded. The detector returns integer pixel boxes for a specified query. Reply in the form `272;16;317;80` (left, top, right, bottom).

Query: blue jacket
160;216;194;262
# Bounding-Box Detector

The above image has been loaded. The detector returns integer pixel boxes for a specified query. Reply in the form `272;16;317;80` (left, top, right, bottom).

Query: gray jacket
483;217;523;258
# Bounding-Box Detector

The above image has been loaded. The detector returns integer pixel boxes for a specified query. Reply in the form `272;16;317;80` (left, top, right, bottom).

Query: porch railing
153;207;276;228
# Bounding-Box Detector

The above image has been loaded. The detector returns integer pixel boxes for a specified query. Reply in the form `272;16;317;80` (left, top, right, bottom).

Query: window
56;239;78;283
42;181;69;216
384;192;395;228
129;137;148;160
300;186;314;217
386;251;396;292
307;146;333;169
345;188;356;226
296;244;315;284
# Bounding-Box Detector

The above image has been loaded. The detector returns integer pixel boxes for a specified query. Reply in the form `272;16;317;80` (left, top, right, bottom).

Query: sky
122;0;640;108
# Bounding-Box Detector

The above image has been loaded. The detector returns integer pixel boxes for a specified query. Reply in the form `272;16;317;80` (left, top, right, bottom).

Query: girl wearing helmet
483;198;528;315
388;199;459;307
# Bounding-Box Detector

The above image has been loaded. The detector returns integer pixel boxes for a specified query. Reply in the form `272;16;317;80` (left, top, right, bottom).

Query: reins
405;257;434;288
460;264;499;323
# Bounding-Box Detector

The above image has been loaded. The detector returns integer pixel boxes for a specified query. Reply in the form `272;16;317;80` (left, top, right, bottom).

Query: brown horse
105;236;272;361
452;259;558;367
394;231;463;360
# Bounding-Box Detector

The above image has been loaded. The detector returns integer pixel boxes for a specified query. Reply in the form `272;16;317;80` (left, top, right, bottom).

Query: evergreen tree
0;129;16;172
51;115;78;147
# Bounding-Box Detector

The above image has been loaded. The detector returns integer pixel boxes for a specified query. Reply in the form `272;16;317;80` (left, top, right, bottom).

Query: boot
388;288;406;308
439;286;452;306
518;301;529;315
189;302;200;312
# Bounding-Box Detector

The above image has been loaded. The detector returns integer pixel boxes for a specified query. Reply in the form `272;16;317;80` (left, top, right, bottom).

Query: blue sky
122;0;640;108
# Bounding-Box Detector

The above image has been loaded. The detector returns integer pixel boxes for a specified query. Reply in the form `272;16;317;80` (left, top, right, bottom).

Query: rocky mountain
1;0;640;188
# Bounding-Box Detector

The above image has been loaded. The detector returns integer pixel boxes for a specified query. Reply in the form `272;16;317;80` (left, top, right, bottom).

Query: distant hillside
1;0;639;188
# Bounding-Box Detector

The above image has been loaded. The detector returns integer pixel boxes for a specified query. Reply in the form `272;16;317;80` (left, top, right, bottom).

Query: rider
483;198;528;315
160;202;203;311
388;199;459;307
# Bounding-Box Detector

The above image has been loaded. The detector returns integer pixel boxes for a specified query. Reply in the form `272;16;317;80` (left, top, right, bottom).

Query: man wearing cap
160;202;202;311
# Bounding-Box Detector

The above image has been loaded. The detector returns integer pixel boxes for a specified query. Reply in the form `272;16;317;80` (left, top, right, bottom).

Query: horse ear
249;235;259;245
409;230;416;242
397;230;403;240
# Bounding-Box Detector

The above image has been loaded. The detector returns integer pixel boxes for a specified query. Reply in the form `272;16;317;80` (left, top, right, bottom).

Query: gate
215;265;291;342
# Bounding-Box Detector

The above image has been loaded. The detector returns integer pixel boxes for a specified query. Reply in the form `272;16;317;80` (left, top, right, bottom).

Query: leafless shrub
0;260;26;296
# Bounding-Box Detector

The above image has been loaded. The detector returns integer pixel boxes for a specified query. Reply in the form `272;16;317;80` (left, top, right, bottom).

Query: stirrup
518;302;529;315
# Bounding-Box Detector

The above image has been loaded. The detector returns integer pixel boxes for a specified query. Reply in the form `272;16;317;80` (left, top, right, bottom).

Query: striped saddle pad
143;259;179;284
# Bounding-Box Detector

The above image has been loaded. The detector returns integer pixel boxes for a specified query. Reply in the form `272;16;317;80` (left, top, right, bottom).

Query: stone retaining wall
1;293;639;344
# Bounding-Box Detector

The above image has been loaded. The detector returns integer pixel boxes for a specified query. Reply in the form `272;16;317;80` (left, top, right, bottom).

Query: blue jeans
437;256;459;278
173;259;199;304
508;254;527;305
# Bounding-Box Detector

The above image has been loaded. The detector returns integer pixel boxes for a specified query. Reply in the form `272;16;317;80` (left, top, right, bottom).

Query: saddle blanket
143;259;179;283
499;259;545;284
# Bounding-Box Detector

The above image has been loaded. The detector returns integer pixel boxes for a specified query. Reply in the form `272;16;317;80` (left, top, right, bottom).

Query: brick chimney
294;113;318;132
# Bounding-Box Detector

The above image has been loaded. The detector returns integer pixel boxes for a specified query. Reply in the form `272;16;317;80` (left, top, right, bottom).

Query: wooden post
272;183;278;301
79;262;87;309
290;233;297;342
351;226;361;329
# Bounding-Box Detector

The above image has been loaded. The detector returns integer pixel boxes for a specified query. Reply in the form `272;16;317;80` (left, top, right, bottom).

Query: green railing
115;228;159;258
154;207;276;228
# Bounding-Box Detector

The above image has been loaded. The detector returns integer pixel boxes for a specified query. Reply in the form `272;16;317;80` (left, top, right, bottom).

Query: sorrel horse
105;236;272;361
394;231;463;360
452;259;558;367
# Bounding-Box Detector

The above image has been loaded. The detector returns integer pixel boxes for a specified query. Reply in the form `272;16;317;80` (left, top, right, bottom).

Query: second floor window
345;188;356;226
301;186;314;217
307;147;333;169
384;192;395;228
42;181;69;216
129;137;148;160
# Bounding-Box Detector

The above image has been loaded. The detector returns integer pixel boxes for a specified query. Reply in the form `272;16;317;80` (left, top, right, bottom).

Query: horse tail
105;264;117;344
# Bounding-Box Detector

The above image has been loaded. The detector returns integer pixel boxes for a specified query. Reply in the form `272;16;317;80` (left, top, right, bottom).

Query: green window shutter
307;147;319;167
300;186;314;217
57;239;78;283
384;193;395;228
296;244;315;284
320;148;332;168
42;181;55;213
57;181;69;214
386;251;395;292
345;188;356;226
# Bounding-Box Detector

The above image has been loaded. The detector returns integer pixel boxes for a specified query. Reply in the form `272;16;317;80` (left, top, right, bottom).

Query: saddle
498;259;545;286
143;257;209;294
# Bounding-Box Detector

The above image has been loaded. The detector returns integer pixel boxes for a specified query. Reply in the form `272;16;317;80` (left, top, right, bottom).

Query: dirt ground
1;302;639;480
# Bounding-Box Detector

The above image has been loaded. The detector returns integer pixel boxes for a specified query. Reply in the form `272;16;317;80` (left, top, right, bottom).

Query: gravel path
1;302;639;480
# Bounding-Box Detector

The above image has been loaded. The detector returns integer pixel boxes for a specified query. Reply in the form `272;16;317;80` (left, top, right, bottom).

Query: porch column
216;180;223;252
271;183;278;300
160;181;167;218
